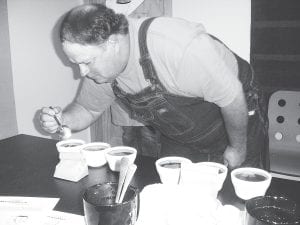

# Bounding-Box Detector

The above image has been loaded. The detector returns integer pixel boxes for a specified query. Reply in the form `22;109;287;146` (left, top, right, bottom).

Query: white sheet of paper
44;211;85;225
0;196;85;225
0;196;59;211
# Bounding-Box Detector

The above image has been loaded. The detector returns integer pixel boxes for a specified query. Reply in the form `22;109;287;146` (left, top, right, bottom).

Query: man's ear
107;35;120;52
108;34;118;45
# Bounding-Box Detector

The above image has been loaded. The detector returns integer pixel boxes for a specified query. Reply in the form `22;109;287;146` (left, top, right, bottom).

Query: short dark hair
60;4;129;45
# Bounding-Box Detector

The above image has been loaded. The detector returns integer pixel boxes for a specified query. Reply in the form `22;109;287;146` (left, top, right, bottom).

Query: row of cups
155;156;272;201
56;139;137;171
57;139;272;201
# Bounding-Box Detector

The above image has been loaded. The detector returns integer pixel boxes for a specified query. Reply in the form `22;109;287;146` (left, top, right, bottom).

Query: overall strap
138;17;160;85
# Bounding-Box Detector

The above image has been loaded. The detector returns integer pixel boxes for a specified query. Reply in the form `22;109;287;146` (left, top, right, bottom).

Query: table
0;134;299;215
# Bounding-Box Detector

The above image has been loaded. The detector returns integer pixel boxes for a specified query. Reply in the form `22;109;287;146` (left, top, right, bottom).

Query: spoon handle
118;164;137;203
49;106;62;128
115;157;130;203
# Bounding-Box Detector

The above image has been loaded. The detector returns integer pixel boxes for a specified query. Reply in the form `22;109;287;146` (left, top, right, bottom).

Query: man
40;3;268;169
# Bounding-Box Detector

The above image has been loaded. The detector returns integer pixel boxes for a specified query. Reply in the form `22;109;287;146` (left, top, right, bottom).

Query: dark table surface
0;134;299;215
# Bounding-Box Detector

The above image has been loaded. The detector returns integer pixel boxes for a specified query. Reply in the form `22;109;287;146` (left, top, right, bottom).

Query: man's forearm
221;93;248;152
61;102;100;131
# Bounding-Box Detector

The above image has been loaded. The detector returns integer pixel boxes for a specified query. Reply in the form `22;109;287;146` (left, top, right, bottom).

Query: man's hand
223;146;246;169
39;106;62;134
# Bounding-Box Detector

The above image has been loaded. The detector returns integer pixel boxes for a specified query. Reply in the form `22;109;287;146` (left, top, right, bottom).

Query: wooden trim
252;54;300;61
253;20;300;28
163;0;172;16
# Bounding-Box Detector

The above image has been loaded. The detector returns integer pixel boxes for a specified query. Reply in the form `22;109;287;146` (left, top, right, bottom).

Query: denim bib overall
112;18;268;167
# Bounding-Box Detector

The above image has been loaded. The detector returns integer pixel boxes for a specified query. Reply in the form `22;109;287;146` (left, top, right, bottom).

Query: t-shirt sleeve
75;78;115;115
176;33;242;107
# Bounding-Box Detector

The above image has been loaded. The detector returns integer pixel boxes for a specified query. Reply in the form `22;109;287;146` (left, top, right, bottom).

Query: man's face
62;40;125;83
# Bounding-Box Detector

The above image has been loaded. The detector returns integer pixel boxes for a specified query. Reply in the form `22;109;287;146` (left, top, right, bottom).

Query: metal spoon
49;106;63;131
49;107;72;140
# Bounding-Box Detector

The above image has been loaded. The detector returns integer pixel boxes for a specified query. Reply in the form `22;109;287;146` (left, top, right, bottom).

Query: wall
172;0;251;61
7;0;91;141
0;0;18;139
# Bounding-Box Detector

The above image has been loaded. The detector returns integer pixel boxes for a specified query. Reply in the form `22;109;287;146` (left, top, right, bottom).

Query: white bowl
56;139;85;153
195;162;228;191
231;167;272;200
155;156;192;185
81;142;111;167
105;146;137;172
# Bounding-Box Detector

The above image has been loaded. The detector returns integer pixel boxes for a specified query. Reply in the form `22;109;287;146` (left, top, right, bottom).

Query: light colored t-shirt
76;17;242;126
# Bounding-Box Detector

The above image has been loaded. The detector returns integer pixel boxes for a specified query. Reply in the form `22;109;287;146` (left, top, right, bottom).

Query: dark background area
251;0;300;94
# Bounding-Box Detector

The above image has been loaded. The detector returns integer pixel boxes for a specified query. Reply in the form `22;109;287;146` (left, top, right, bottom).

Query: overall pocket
130;95;195;136
150;98;195;136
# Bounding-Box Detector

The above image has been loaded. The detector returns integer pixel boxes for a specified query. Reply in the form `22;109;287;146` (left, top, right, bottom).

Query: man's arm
40;79;115;134
62;79;115;131
40;103;103;134
173;33;248;168
221;90;248;168
62;102;102;131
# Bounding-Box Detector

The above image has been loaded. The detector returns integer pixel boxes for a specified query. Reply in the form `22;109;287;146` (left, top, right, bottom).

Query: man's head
60;4;130;83
60;4;128;45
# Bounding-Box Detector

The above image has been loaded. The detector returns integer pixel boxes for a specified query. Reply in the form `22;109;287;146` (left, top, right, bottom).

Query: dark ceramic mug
245;195;300;225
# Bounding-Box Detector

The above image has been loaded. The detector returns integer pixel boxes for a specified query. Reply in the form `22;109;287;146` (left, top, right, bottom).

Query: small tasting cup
81;142;111;167
105;146;137;172
83;182;139;225
155;156;192;185
231;167;272;200
194;162;228;191
56;139;85;153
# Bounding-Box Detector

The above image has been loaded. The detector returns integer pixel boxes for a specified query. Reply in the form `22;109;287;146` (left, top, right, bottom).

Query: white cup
194;162;228;191
155;156;192;185
231;167;272;200
105;146;137;172
176;161;227;199
81;142;111;167
56;139;85;153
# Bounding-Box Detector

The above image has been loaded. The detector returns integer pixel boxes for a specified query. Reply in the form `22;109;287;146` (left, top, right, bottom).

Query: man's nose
79;64;89;77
